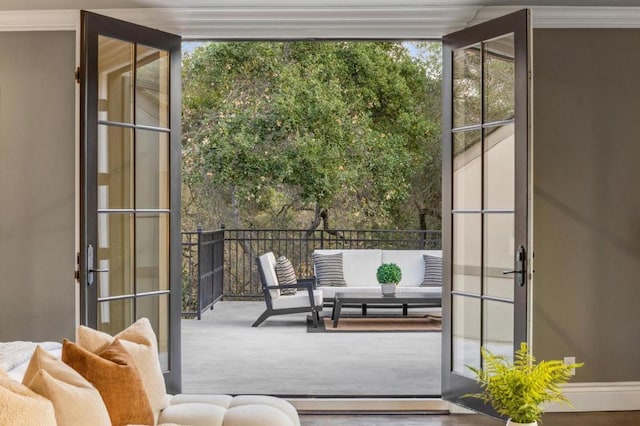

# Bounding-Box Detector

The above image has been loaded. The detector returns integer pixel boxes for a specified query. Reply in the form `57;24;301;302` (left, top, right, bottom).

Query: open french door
79;11;182;392
441;9;531;416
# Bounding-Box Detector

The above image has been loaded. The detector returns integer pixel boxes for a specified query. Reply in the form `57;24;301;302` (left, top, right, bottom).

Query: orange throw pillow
62;338;154;426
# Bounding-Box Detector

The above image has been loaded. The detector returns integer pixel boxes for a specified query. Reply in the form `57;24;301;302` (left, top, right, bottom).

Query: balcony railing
182;228;441;315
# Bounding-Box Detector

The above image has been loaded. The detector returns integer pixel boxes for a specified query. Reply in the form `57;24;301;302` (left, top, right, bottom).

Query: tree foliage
182;41;442;231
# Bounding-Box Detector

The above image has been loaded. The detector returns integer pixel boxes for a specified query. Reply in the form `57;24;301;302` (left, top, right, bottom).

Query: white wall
0;31;76;341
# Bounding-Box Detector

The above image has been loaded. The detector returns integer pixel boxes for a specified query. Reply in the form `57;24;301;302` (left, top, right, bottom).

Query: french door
80;11;182;392
441;9;531;416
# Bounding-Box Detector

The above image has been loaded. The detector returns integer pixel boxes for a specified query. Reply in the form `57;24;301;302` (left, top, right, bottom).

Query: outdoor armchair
253;252;323;327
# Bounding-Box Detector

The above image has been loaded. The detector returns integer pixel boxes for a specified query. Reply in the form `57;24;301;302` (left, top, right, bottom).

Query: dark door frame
79;10;182;392
441;9;531;416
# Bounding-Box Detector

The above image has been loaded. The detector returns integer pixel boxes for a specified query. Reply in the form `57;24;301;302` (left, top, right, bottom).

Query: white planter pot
380;283;397;296
506;420;538;426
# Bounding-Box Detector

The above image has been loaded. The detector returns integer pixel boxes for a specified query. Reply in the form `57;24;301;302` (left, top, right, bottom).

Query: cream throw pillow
77;318;169;422
0;368;56;426
22;346;110;426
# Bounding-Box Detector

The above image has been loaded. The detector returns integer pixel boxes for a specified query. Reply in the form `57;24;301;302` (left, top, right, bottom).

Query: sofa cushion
77;318;169;423
159;402;227;426
313;252;347;286
380;250;429;287
0;368;56;426
224;404;296;426
22;345;110;426
62;339;154;426
229;395;300;426
422;254;443;287
275;256;297;295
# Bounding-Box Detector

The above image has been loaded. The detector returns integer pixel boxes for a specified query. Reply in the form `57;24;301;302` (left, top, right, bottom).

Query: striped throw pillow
421;254;443;287
275;256;297;295
313;252;346;287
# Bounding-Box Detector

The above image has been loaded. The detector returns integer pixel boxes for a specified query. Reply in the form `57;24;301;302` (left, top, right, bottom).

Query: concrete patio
181;301;442;396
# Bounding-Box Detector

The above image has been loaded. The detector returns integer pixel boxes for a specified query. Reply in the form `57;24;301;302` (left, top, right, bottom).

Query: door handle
504;245;527;287
86;244;108;286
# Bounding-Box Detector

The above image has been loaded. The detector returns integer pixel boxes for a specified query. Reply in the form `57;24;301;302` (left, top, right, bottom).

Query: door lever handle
502;269;523;275
89;268;109;273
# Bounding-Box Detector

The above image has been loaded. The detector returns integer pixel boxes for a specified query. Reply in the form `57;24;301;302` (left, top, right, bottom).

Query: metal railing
222;228;441;300
181;228;224;318
182;228;441;309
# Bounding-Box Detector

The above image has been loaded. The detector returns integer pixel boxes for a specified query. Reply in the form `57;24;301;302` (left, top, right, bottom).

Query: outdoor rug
307;314;442;333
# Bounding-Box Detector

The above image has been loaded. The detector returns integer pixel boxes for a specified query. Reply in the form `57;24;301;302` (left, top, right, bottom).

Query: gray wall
533;29;640;382
0;32;76;341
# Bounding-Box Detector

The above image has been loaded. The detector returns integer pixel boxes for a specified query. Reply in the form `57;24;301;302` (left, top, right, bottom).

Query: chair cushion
77;318;169;424
62;339;154;426
258;252;280;299
22;346;111;426
421;254;443;287
275;256;297;295
272;289;323;309
0;368;56;426
312;252;346;286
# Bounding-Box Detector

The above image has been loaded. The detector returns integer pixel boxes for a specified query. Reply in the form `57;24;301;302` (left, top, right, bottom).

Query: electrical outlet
564;356;576;376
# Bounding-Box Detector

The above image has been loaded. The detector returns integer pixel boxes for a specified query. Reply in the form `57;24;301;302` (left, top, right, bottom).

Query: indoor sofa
312;249;443;302
0;318;300;426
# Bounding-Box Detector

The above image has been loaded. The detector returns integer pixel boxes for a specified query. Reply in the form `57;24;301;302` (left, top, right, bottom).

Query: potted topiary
465;342;583;426
376;263;402;296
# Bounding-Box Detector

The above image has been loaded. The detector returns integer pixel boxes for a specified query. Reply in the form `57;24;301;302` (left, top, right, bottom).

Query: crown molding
4;6;640;38
472;6;640;29
0;10;77;31
94;6;479;39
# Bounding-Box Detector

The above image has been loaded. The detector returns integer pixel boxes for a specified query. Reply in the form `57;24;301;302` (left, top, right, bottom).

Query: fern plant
376;263;402;284
465;342;583;423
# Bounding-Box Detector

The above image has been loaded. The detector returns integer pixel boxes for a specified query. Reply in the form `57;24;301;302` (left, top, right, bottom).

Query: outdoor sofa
0;318;300;426
312;249;443;302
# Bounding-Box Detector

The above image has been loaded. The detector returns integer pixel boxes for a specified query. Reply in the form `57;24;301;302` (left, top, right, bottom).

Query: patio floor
181;300;442;396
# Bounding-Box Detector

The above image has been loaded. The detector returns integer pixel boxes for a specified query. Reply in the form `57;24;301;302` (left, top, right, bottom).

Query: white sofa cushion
161;394;300;426
272;289;323;309
381;250;442;287
315;249;382;287
320;285;442;300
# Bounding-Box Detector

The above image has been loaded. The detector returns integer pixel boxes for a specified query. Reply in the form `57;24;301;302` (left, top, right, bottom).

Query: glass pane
484;34;515;123
136;45;170;128
137;294;169;370
98;36;134;124
453;44;481;128
98;125;134;209
484;214;515;300
453;214;481;294
484;124;515;210
97;298;134;336
483;300;514;364
97;213;134;297
136;214;170;293
453;130;482;210
136;130;169;209
453;295;481;376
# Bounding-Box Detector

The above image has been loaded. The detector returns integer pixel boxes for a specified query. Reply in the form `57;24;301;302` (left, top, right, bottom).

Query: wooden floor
300;411;640;425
